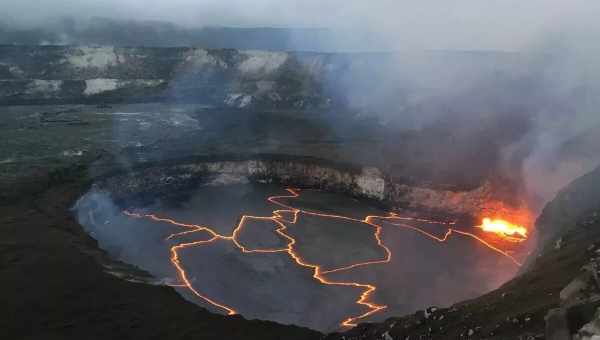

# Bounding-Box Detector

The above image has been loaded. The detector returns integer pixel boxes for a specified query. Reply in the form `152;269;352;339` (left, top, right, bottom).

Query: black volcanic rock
536;166;600;252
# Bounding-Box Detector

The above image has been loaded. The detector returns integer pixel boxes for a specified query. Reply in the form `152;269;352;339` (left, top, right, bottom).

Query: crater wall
98;158;512;218
0;46;527;107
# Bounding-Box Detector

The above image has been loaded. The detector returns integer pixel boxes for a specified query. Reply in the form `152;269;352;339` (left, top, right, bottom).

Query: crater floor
76;183;528;332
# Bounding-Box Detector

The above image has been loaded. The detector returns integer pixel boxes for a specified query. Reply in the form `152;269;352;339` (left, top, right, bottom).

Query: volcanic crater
75;157;531;332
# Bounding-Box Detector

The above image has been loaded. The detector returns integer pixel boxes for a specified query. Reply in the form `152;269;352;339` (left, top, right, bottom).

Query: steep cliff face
101;159;382;202
0;46;528;107
0;46;329;106
98;157;514;219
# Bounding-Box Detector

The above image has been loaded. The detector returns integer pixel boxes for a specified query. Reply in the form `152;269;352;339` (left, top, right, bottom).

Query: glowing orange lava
122;188;528;328
476;217;528;242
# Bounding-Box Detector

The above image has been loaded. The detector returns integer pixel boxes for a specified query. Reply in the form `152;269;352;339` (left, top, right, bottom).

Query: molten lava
477;217;528;242
122;188;529;328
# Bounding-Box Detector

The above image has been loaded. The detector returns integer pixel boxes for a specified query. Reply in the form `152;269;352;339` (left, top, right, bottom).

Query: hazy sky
2;0;598;50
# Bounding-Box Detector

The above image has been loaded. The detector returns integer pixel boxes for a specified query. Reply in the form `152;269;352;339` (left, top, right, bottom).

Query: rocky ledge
95;155;524;221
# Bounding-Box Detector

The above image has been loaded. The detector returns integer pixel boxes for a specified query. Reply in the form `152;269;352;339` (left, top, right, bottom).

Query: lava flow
123;188;529;328
476;217;528;242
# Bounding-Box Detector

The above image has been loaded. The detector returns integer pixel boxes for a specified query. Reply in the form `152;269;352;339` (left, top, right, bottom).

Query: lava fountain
477;217;528;241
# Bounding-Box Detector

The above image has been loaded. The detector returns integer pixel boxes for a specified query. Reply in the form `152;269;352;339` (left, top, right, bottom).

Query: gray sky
2;0;598;50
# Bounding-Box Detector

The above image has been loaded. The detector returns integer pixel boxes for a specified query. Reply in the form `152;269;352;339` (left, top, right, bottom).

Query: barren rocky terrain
2;46;600;340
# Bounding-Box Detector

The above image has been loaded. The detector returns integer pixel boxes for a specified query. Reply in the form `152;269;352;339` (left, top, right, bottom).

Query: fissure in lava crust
122;188;526;328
